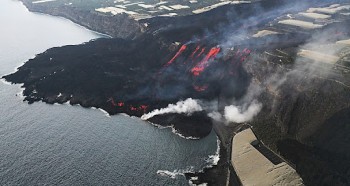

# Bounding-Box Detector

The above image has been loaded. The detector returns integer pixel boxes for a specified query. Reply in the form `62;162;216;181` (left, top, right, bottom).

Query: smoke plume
141;98;203;120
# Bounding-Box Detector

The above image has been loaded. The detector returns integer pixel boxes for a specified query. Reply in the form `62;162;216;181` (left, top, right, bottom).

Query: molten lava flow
209;47;221;57
190;46;201;59
193;85;209;92
108;98;148;113
109;98;125;107
139;105;148;113
197;48;206;57
126;104;149;113
164;45;187;67
191;47;221;76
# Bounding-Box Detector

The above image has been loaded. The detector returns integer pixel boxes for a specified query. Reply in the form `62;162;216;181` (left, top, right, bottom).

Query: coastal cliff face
244;41;350;185
249;73;350;185
20;0;143;39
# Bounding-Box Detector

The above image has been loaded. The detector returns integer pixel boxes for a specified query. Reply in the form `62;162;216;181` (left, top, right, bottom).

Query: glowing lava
109;98;125;107
193;85;209;92
130;106;138;111
190;46;201;58
139;105;148;112
107;45;253;116
164;45;187;67
197;48;206;58
191;47;221;76
109;98;148;113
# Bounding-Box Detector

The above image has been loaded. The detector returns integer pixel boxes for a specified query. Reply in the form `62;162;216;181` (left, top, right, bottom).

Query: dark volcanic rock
5;0;350;185
148;112;212;138
243;23;350;185
4;36;168;108
3;33;252;139
185;141;230;186
278;139;350;186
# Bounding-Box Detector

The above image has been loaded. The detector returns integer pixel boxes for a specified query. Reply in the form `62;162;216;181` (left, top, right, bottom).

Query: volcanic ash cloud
141;98;203;120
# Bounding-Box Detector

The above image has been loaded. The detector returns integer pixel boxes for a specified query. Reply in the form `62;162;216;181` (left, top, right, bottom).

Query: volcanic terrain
4;0;350;185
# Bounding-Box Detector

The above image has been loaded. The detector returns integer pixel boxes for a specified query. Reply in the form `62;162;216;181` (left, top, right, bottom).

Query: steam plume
141;98;203;120
224;101;262;123
209;100;262;123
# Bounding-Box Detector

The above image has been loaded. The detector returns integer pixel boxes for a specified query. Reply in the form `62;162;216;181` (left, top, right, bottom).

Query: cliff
20;0;143;39
245;47;350;185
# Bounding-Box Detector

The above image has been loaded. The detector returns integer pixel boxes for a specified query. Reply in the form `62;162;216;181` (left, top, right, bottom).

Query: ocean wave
157;137;221;185
144;120;170;129
157;166;195;179
171;127;200;140
145;120;200;139
62;100;71;105
189;178;208;186
15;84;25;99
98;108;111;118
64;103;111;118
118;113;132;118
0;78;12;85
189;137;221;186
204;137;220;167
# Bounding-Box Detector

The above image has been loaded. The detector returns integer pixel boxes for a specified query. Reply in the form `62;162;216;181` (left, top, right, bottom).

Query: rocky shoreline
4;1;243;183
185;140;232;186
6;0;350;185
186;123;243;186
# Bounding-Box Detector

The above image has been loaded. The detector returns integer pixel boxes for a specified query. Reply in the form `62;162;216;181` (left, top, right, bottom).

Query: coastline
6;0;350;185
7;1;235;185
16;0;112;38
0;3;228;183
183;122;245;186
28;10;112;38
3;75;225;185
18;0;143;39
156;135;229;186
185;137;241;186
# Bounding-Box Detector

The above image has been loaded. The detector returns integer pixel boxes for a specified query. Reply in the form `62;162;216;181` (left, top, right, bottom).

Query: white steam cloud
141;97;262;124
208;100;262;124
224;101;262;123
141;98;203;120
